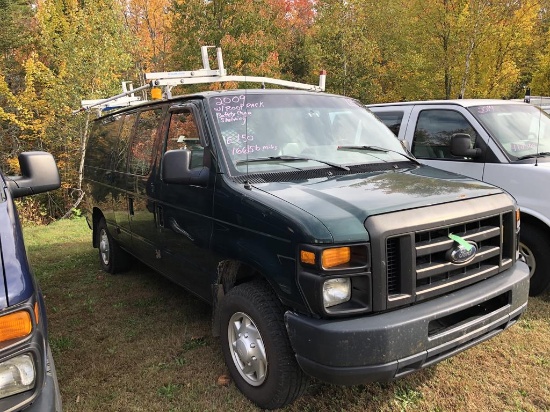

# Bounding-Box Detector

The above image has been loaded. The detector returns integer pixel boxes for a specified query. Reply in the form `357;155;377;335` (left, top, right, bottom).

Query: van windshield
469;104;550;160
209;92;408;174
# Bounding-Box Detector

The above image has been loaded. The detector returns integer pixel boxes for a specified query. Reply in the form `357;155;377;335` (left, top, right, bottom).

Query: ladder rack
78;46;326;113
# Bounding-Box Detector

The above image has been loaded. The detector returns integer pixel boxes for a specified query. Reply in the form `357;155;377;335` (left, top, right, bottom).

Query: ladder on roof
77;46;326;113
78;81;145;114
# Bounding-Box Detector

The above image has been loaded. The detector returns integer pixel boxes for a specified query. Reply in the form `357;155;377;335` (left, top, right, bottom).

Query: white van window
470;104;550;159
373;111;404;136
412;109;478;159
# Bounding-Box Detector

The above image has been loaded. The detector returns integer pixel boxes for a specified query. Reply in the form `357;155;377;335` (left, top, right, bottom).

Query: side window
128;108;164;175
373;111;404;136
113;112;138;172
87;114;124;170
166;110;204;169
412;109;478;159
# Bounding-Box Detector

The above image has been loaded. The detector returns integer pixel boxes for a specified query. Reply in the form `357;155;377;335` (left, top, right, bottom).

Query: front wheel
96;218;131;274
220;280;308;409
520;223;550;296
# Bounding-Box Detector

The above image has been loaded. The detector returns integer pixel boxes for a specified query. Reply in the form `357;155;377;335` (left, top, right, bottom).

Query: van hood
251;166;504;243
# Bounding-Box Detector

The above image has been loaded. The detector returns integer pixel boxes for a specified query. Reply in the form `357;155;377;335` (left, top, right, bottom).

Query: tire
219;280;308;409
96;218;131;274
519;223;550;296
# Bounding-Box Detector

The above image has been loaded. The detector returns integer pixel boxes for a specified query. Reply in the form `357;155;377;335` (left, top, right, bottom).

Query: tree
306;0;384;101
119;0;173;88
465;0;538;98
169;0;299;90
36;0;134;216
529;0;550;95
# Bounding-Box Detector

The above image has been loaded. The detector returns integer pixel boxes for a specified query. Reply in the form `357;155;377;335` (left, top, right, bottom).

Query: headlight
323;278;351;308
0;354;36;398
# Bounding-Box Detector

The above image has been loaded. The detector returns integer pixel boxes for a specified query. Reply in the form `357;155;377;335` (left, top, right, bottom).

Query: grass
24;219;550;411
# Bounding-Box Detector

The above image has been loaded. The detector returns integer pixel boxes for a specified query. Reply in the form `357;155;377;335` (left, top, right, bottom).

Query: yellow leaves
6;158;20;175
0;75;30;130
0;55;57;147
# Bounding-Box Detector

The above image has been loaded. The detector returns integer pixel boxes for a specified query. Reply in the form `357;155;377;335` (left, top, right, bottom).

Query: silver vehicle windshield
209;92;409;174
469;104;550;160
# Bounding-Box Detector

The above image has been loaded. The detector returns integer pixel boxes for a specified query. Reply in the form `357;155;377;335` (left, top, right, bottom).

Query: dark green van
83;88;529;409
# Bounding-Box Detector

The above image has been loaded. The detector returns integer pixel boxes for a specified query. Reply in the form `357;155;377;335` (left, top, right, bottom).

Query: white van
368;99;550;295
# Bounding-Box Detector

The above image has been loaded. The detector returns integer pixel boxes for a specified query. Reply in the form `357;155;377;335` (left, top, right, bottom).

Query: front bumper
285;261;529;385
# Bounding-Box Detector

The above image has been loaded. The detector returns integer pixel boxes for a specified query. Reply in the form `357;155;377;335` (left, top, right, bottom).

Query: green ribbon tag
448;233;473;251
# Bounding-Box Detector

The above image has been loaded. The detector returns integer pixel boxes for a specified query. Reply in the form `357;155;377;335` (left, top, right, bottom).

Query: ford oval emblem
446;241;478;264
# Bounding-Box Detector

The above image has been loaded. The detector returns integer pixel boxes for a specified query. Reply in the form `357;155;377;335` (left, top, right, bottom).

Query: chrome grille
387;211;514;303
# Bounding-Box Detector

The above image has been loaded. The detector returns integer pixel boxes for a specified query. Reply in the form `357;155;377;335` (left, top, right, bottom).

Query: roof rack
76;81;145;114
77;46;326;114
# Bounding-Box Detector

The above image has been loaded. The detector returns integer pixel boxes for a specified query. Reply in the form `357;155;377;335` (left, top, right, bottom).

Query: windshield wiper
337;145;420;164
236;155;350;171
516;152;550;160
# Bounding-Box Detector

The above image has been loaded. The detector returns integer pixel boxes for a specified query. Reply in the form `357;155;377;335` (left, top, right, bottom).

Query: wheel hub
235;333;259;364
519;241;536;277
228;312;267;386
99;229;110;265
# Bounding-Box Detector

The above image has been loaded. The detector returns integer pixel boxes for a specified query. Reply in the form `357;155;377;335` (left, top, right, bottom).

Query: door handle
157;205;164;227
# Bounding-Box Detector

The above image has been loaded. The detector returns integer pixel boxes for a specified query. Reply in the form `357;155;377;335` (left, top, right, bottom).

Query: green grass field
24;218;550;411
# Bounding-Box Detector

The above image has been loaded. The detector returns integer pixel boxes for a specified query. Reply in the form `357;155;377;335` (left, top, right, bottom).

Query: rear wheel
220;280;308;409
520;223;550;296
96;218;131;274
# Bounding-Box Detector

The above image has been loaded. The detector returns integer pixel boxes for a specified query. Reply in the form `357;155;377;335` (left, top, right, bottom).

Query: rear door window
373;110;404;136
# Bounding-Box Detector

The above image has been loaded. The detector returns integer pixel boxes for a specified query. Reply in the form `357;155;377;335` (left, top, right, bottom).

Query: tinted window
87;114;124;170
374;111;404;136
412;109;478;159
114;112;138;172
128;108;164;175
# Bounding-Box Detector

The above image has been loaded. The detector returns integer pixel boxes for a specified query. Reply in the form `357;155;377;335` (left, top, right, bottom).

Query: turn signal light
300;250;316;265
34;302;40;325
0;311;32;343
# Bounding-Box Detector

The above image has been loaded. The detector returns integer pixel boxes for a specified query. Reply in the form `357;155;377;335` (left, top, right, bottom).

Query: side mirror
6;151;61;198
162;149;209;186
450;133;482;158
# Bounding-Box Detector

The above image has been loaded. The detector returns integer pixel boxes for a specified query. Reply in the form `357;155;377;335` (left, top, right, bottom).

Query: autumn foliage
1;0;550;220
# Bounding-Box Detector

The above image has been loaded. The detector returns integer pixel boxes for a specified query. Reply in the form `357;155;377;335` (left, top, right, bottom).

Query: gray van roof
367;99;527;108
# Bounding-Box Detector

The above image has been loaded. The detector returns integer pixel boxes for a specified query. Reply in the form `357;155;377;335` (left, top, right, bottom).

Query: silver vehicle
369;99;550;295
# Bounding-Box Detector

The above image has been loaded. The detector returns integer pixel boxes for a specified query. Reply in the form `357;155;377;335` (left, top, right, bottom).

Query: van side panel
84;114;125;234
